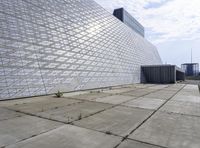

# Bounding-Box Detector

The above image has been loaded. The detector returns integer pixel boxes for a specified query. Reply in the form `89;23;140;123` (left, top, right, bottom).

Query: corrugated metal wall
141;66;176;84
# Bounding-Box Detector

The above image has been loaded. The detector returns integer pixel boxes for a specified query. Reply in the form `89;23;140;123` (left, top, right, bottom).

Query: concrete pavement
0;84;199;148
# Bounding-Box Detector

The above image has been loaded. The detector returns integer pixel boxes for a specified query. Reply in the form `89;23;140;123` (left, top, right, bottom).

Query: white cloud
95;0;200;44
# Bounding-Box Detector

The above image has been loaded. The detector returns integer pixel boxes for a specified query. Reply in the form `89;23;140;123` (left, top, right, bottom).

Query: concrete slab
111;84;146;89
175;85;199;97
157;90;178;94
160;100;200;116
70;92;111;101
144;90;177;100
0;107;24;121
183;84;199;91
148;85;168;90
163;84;184;91
122;84;138;88
94;95;136;105
0;96;53;107
163;87;180;91
122;89;156;98
172;93;200;103
63;91;90;97
118;140;161;148
123;97;165;110
129;111;200;148
0;115;63;147
74;106;153;136
103;88;137;95
7;125;121;148
177;90;199;96
134;84;154;89
7;98;81;114
36;101;112;123
171;84;185;88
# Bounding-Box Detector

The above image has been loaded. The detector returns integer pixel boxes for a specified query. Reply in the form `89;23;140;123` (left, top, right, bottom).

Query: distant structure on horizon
181;63;199;76
113;8;145;37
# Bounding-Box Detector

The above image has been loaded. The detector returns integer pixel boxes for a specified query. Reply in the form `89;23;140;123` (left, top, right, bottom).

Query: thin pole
191;48;193;63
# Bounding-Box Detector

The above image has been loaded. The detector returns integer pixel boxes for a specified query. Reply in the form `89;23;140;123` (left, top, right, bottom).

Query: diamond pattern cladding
0;0;162;100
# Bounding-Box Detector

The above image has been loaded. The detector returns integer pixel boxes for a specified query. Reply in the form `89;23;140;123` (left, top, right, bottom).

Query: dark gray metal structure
113;8;145;37
141;65;185;84
181;63;199;76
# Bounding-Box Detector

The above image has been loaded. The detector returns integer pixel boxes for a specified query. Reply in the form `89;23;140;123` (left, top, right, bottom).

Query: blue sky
95;0;200;67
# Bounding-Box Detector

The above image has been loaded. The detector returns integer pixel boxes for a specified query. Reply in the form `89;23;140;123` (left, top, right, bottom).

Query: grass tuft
55;91;63;98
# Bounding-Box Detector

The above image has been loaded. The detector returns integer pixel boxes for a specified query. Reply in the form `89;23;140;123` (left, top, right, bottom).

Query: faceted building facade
0;0;162;100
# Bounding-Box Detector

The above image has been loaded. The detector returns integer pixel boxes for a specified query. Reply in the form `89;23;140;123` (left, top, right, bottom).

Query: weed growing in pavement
55;91;63;98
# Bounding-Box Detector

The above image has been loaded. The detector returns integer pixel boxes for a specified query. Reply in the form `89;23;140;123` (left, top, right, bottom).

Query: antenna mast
191;48;193;63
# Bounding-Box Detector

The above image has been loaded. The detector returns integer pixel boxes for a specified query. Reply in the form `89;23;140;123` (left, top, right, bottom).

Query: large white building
0;0;162;100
